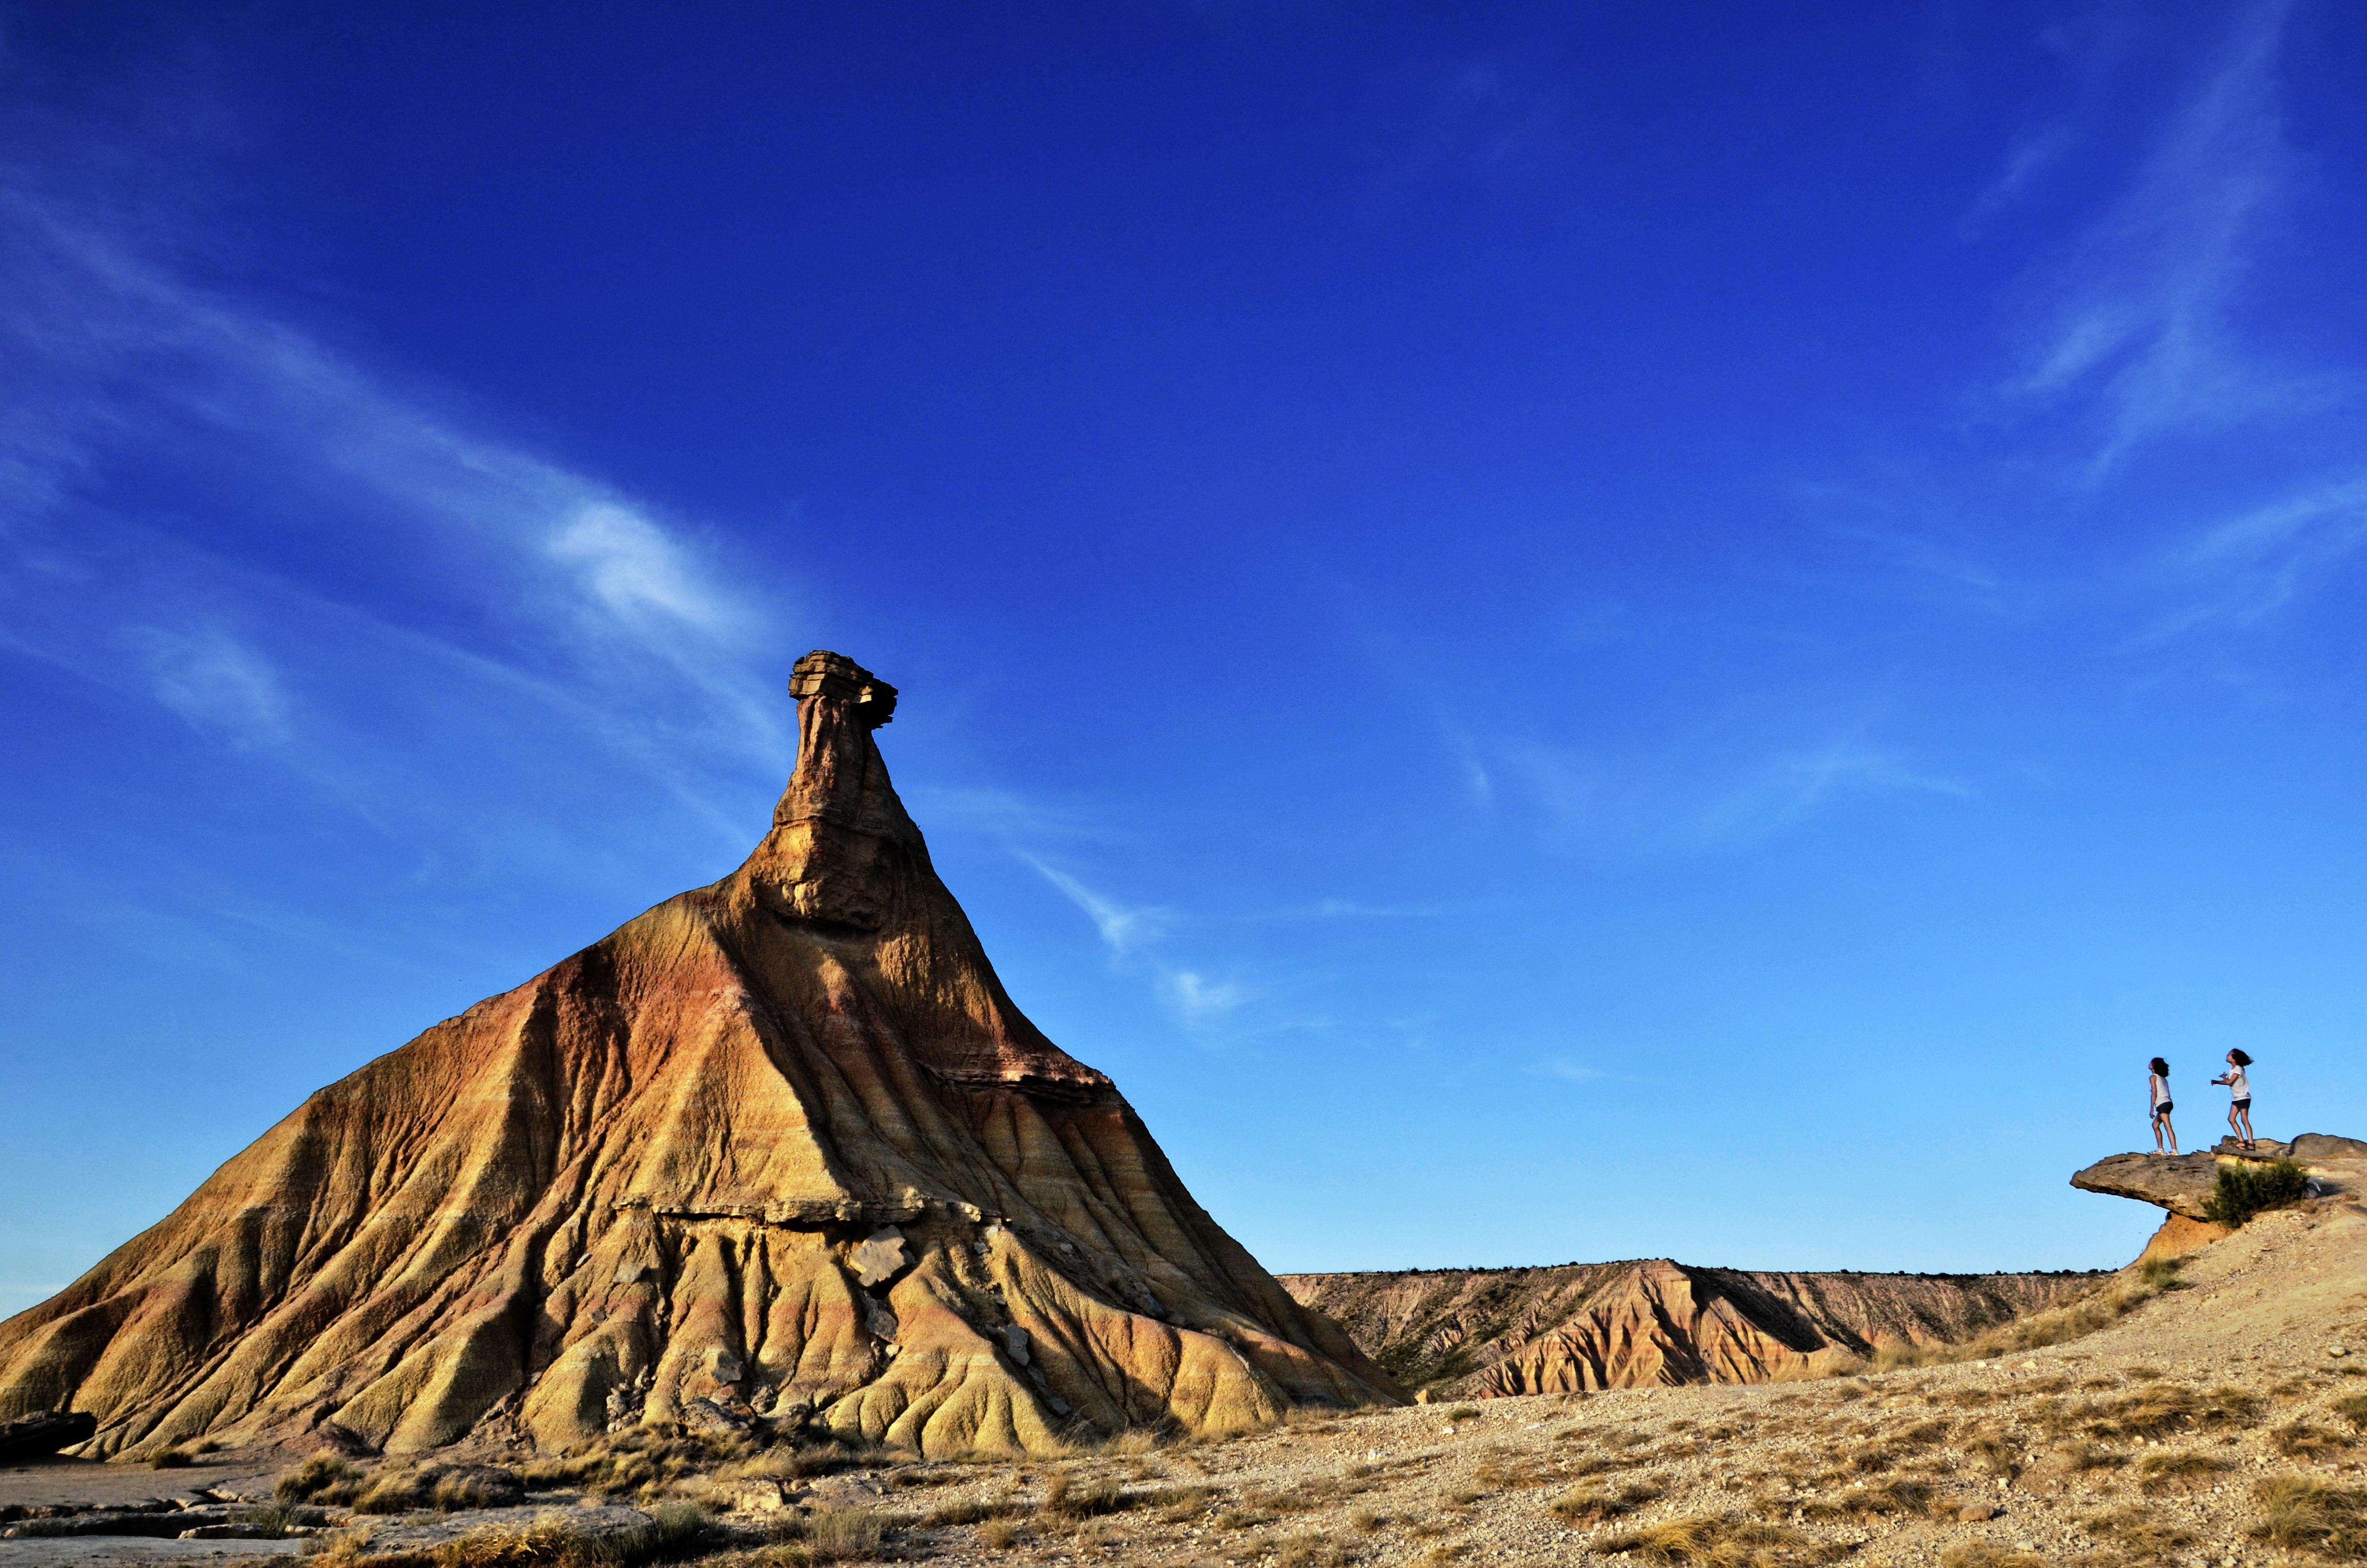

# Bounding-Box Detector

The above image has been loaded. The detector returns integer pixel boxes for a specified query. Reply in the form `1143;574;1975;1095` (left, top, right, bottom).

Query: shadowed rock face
1280;1260;2101;1399
0;653;1400;1458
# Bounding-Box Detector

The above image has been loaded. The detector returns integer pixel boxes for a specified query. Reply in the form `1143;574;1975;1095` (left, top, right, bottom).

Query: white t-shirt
2226;1065;2250;1100
2150;1073;2171;1110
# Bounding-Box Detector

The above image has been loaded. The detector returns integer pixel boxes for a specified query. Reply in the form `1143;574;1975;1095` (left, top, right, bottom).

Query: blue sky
4;1;2366;1311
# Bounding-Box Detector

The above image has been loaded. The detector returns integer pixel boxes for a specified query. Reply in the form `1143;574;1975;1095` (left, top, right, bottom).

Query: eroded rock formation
0;653;1399;1459
1280;1260;2100;1400
2070;1132;2367;1261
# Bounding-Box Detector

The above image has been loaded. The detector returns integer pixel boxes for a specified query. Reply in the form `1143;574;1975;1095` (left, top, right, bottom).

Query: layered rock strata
0;652;1399;1458
1280;1260;2100;1400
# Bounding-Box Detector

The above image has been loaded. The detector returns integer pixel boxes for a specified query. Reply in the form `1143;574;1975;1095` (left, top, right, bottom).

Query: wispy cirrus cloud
1498;731;1970;860
1023;856;1173;957
1959;123;2079;238
2001;0;2326;470
124;623;293;746
1022;857;1250;1027
2140;477;2367;638
0;164;793;844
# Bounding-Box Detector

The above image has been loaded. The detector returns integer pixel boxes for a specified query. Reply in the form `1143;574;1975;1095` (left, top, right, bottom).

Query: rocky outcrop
2070;1133;2367;1262
0;653;1400;1459
1279;1260;2100;1400
2071;1152;2225;1220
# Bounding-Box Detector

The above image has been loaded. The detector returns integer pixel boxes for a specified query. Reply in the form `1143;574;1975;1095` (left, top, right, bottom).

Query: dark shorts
2233;1098;2250;1110
2153;1102;2173;1117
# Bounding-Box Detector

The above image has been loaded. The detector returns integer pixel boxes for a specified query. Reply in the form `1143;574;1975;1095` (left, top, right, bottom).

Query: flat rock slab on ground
0;1538;305;1566
334;1502;655;1552
0;1454;280;1512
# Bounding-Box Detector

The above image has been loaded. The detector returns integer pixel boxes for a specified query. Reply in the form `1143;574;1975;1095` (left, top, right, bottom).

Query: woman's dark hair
2230;1048;2253;1067
2150;1057;2169;1078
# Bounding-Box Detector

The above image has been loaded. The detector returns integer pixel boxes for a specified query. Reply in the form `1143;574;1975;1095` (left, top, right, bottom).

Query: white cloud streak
124;624;292;746
2003;0;2322;469
1499;732;1971;859
0;172;793;833
1022;857;1251;1027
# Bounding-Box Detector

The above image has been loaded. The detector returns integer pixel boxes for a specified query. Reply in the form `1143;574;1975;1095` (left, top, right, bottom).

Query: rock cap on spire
790;651;897;728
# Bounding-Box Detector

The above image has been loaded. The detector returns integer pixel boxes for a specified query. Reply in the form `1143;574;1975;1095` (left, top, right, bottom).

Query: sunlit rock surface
0;652;1399;1458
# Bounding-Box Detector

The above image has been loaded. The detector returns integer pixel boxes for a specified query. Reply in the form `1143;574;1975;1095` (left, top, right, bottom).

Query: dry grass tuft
2252;1474;2367;1559
2136;1449;2231;1492
2068;1381;2261;1441
2275;1421;2358;1462
1962;1426;2022;1479
1938;1547;2051;1568
2083;1505;2199;1553
799;1506;886;1563
524;1428;789;1504
1599;1513;1845;1567
1800;1477;1932;1521
1549;1482;1662;1524
1038;1474;1129;1521
312;1502;717;1568
280;1454;366;1505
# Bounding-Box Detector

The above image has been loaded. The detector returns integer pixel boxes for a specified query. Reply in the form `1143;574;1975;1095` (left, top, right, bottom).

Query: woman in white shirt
2148;1057;2177;1155
2211;1050;2255;1151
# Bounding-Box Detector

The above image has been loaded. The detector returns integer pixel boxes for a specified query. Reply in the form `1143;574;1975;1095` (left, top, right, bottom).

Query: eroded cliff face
0;653;1400;1459
1280;1260;2101;1400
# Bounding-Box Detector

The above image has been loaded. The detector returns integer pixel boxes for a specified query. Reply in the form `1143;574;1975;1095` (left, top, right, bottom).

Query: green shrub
2204;1160;2309;1227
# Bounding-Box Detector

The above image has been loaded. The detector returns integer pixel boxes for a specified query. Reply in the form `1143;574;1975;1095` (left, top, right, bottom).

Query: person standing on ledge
2149;1057;2178;1155
2212;1050;2255;1151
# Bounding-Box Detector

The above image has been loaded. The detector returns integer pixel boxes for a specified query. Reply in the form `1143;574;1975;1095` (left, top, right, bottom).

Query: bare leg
2237;1105;2253;1148
2163;1113;2177;1156
2229;1103;2241;1145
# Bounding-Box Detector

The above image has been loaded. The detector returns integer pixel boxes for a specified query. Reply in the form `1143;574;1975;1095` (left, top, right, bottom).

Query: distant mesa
1282;1260;2099;1401
0;652;1398;1459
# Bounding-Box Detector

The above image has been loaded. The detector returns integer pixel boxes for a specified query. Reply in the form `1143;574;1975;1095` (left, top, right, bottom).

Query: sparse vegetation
2066;1381;2261;1441
310;1502;717;1568
150;1446;195;1468
1549;1482;1661;1523
2252;1475;2367;1559
2083;1504;2200;1553
2137;1449;2231;1491
1800;1477;1934;1521
2204;1159;2310;1227
524;1429;804;1504
800;1506;886;1563
1038;1474;1129;1521
280;1454;367;1505
1599;1513;1845;1566
2276;1421;2357;1462
1939;1547;2051;1568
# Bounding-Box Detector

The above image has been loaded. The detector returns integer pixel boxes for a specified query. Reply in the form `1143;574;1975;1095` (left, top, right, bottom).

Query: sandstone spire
0;655;1399;1458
